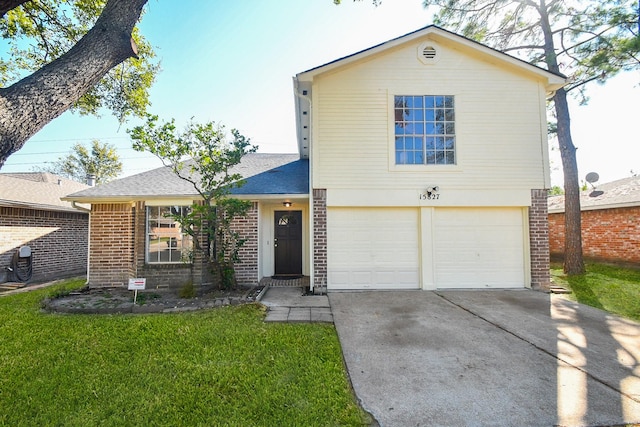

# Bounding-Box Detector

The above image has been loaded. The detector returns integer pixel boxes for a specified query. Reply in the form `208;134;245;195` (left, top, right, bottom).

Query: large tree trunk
539;0;585;275
555;88;585;274
0;1;30;17
0;0;148;168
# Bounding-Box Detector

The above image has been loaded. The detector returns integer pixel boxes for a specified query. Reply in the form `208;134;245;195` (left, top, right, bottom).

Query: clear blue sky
2;0;638;187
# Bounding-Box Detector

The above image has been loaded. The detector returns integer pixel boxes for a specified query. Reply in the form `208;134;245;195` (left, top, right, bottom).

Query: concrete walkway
330;290;640;427
261;286;332;323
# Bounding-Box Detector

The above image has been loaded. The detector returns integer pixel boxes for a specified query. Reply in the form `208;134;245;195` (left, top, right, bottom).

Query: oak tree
0;0;157;168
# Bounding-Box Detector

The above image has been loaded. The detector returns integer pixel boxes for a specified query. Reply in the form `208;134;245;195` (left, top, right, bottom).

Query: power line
11;146;139;156
27;136;130;143
11;140;294;157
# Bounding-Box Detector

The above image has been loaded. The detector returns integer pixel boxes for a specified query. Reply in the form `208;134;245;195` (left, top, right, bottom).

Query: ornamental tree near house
418;0;639;275
129;115;258;289
0;0;157;169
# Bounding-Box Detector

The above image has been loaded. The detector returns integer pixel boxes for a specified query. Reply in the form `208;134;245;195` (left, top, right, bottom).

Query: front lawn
551;263;640;322
0;279;369;426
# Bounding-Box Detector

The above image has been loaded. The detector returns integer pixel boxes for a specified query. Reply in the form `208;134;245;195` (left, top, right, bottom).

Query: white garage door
434;208;526;289
327;208;420;290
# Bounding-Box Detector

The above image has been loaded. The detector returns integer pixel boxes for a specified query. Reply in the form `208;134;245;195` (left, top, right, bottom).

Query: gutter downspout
293;76;316;293
71;201;92;285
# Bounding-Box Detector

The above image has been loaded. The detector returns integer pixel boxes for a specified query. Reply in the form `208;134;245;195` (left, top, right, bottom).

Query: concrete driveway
329;290;640;427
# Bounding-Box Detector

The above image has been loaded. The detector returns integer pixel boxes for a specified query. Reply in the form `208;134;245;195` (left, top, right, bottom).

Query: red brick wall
231;202;259;286
0;206;88;283
549;206;640;264
89;201;257;289
529;189;550;289
313;189;327;292
88;203;135;287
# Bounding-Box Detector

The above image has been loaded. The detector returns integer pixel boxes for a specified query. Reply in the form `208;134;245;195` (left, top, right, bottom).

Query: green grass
551;263;640;322
0;279;369;426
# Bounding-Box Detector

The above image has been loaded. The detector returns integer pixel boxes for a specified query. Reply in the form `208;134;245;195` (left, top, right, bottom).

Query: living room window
146;206;193;263
394;95;455;165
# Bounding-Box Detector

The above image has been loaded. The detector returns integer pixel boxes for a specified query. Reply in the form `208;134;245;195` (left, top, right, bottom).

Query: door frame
274;210;303;276
259;202;309;280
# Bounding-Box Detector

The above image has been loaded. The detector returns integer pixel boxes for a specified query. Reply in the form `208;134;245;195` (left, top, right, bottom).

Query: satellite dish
585;172;599;183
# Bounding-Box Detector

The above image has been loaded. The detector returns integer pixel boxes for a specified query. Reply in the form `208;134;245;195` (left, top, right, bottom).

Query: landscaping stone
41;285;265;315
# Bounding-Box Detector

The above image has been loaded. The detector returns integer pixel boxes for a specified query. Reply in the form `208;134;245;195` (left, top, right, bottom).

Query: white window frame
146;205;193;264
389;93;462;172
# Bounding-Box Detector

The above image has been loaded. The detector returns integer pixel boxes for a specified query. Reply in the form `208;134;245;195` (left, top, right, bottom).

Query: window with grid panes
146;206;193;263
394;95;455;165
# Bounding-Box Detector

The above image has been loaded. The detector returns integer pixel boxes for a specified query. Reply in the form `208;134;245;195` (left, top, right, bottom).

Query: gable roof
63;153;309;203
0;172;89;213
299;25;566;83
548;175;640;213
293;25;567;159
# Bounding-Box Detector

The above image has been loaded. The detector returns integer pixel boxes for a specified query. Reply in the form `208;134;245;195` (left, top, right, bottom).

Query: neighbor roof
548;175;640;213
63;153;309;203
0;172;89;213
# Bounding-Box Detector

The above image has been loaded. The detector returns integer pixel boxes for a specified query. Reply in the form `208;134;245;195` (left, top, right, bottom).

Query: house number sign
419;186;440;200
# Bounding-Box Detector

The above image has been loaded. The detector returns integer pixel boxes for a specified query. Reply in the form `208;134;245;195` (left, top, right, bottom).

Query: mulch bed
41;285;267;314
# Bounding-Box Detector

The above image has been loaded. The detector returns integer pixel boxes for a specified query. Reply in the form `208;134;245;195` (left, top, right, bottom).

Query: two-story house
64;26;565;291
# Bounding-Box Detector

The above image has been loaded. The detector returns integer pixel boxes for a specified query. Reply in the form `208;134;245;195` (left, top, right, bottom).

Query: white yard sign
128;278;146;304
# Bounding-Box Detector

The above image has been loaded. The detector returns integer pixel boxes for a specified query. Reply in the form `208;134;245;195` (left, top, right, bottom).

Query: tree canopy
0;0;156;168
424;0;639;101
35;139;122;184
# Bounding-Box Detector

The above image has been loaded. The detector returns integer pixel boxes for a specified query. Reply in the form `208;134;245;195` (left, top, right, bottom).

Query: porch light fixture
283;201;293;208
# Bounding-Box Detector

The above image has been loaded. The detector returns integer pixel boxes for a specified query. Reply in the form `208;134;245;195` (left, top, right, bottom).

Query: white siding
311;36;549;194
433;208;526;288
327;208;420;289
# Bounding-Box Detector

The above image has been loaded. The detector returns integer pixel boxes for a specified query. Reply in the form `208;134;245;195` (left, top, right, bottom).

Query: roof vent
418;41;441;65
422;46;437;60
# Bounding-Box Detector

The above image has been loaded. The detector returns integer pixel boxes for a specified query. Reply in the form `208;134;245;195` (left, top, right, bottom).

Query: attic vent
417;41;441;65
422;46;437;60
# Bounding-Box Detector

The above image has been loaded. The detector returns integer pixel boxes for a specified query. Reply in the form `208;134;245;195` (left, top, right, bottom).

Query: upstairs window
146;206;193;263
394;95;455;165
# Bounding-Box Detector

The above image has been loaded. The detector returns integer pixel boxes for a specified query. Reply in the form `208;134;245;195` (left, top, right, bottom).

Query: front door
274;210;302;277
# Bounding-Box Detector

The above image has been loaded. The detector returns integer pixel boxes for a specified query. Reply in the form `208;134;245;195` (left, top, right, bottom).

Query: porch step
259;276;310;288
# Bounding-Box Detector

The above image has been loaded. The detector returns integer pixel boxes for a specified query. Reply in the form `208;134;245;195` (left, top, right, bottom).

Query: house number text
419;193;440;200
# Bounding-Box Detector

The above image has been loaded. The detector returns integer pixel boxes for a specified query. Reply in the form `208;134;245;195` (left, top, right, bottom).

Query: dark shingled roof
232;158;308;195
548;175;640;213
64;153;308;201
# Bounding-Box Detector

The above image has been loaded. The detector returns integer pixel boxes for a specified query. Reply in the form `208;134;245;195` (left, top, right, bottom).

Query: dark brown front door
274;210;302;277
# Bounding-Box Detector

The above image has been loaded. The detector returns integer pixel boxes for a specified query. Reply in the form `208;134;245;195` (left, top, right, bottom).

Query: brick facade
88;203;136;287
0;206;88;283
529;189;551;290
231;202;259;286
549;206;640;265
312;189;327;293
88;201;258;289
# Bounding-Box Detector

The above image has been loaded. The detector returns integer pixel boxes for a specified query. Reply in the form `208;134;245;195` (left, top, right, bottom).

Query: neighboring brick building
548;176;640;265
0;173;89;283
